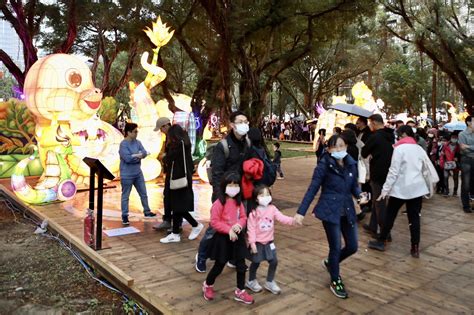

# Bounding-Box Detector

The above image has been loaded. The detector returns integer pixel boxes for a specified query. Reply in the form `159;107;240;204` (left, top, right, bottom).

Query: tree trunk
431;63;437;123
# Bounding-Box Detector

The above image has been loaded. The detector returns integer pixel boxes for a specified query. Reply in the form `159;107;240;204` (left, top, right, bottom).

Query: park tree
381;0;474;114
0;0;78;90
40;0;159;98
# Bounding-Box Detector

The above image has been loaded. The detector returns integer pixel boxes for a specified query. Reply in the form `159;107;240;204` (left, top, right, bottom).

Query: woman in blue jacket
294;134;368;299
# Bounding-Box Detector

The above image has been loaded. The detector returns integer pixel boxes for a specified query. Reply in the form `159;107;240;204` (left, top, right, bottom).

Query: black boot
410;244;419;258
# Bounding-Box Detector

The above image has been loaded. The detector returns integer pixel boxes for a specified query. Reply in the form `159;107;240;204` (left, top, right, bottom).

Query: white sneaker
189;223;204;240
245;279;263;293
226;261;236;268
264;281;281;294
160;233;181;243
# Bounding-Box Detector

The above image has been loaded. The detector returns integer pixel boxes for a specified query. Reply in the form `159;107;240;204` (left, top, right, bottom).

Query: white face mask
225;186;240;198
234;123;249;136
258;195;272;207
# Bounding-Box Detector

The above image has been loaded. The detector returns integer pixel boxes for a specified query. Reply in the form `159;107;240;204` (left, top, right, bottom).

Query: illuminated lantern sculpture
11;122;77;204
129;16;198;181
18;53;124;204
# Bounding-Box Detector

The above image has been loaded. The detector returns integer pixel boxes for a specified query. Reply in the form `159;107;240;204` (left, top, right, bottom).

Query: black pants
163;177;172;222
380;196;422;245
172;212;197;234
369;181;387;233
460;156;474;209
276;163;284;177
206;259;246;290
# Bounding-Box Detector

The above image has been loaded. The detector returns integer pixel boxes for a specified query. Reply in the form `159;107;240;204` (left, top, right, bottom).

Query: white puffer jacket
382;142;436;199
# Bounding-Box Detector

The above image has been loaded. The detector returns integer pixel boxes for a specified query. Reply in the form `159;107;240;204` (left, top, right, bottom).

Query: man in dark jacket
356;117;372;144
195;111;251;272
361;114;395;236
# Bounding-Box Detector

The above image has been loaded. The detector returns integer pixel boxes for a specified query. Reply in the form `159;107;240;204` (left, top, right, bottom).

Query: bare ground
0;201;125;314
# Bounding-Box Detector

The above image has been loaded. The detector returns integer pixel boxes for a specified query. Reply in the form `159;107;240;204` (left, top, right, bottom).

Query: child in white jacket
246;185;295;294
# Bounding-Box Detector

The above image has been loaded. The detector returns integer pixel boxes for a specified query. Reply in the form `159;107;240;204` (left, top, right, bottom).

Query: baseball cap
154;117;171;131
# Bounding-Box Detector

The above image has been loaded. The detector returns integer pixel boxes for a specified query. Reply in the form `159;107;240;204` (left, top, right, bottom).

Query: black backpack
253;147;277;187
205;137;251;185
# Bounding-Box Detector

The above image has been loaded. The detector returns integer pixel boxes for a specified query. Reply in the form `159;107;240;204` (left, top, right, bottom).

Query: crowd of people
117;110;473;305
260;119;315;142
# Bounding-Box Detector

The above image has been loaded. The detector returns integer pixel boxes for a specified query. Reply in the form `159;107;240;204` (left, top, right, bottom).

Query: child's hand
229;229;238;241
293;214;304;226
231;224;242;234
250;244;258;254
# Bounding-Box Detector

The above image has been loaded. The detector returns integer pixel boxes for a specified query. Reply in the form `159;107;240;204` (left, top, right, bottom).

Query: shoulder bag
170;140;188;190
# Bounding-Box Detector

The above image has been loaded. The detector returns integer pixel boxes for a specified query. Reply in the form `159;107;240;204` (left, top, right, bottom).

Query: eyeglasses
234;120;249;124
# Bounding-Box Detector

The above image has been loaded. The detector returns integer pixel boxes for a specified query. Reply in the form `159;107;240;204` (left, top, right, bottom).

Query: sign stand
83;157;115;250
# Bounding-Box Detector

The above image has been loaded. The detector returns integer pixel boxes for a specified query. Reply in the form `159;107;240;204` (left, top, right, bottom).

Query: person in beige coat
368;125;438;258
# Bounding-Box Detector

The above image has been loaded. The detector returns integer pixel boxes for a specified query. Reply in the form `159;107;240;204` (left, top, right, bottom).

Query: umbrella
329;103;373;118
444;121;466;131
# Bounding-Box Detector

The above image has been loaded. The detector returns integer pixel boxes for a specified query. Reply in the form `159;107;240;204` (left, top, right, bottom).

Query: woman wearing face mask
293;135;369;299
203;171;254;304
440;133;460;197
246;185;295;295
368;125;438;258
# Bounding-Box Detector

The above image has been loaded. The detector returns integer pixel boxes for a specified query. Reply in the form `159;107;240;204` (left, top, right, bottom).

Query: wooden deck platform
1;156;473;314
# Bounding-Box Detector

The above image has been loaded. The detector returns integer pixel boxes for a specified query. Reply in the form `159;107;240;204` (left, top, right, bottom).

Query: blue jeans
322;216;358;281
121;173;151;217
197;226;216;262
460;156;474;209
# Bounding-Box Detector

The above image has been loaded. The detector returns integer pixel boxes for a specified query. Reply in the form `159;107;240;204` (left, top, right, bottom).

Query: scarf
394;136;417;148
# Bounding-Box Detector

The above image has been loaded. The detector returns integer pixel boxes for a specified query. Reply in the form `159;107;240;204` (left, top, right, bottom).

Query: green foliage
0;99;36;154
0;68;17;100
97;96;119;124
122;299;148;315
0;154;43;178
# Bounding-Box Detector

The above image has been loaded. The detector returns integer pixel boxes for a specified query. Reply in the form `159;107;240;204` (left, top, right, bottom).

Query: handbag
357;155;367;184
421;156;439;199
169;140;188;190
444;161;456;170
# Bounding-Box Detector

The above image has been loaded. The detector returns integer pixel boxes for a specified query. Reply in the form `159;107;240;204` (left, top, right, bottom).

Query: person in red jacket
440;133;461;196
202;171;254;305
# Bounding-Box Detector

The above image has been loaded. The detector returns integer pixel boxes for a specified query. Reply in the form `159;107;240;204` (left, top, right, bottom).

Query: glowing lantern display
12;53;124;204
197;158;209;183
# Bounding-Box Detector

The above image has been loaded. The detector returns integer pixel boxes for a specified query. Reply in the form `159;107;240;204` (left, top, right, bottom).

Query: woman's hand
293;214;304;226
377;191;388;201
231;224;242;234
229;229;238;241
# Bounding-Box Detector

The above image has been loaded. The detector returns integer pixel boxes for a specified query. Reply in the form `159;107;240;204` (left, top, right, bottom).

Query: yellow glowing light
197;158;209;183
141;158;162;182
143;16;175;48
23;54;123;186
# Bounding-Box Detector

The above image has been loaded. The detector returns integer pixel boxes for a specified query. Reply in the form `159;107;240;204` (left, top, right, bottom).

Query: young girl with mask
294;135;369;299
202;171;254;304
246;185;294;294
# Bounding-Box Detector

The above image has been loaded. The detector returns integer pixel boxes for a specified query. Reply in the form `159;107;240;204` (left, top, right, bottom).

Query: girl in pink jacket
202;171;254;305
246;185;295;294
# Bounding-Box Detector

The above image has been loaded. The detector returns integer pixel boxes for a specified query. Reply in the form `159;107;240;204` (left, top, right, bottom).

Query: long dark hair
166;124;191;148
396;125;415;138
326;134;348;148
248;127;272;158
218;171;242;206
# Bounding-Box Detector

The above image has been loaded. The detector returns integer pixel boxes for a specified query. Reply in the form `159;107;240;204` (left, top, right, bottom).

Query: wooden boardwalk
1;156;473;314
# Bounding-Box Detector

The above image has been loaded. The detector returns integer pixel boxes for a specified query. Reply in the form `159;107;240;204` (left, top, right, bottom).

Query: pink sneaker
202;281;215;301
234;288;254;304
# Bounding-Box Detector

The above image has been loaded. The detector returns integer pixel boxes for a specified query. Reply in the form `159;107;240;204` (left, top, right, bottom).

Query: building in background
0;16;24;71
